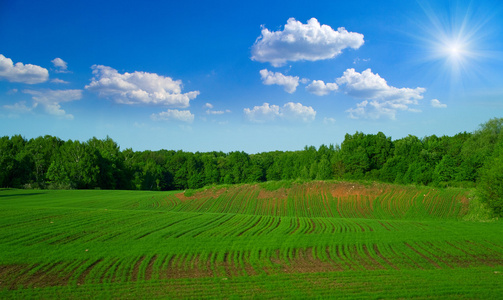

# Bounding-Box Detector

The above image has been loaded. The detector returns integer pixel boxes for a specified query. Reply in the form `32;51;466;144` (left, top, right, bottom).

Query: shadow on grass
0;190;46;198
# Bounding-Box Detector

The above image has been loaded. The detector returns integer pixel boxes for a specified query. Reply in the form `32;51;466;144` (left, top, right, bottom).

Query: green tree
460;118;503;181
477;140;503;216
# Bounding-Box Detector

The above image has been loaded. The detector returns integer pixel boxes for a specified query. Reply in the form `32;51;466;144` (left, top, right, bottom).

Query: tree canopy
1;118;502;216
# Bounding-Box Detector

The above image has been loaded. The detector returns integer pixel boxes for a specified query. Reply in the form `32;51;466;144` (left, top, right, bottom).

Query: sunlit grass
0;183;502;299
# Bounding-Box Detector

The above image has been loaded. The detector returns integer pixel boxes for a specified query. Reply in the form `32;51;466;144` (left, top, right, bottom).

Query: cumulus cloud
281;102;316;122
431;99;447;108
337;68;425;102
151;109;194;123
85;65;199;108
244;102;316;123
259;69;299;93
244;103;280;123
306;80;338;96
346;100;398;120
0;54;49;84
251;18;364;67
51;58;70;73
336;68;425;119
23;89;82;119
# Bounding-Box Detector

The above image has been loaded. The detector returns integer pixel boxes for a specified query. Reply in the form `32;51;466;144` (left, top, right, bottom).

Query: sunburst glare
413;1;501;85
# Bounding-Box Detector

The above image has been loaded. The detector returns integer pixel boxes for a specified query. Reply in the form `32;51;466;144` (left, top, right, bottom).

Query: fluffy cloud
337;68;425;102
51;58;70;73
244;102;316;123
251;18;364;67
151;109;194;123
0;54;49;84
431;99;447;108
244;103;280;123
259;69;299;93
336;68;425;119
281;102;316;122
85;65;199;108
306;80;338;96
346;100;399;120
22;89;82;119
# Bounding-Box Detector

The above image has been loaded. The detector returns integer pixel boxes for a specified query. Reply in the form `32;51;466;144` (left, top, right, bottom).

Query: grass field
1;181;502;299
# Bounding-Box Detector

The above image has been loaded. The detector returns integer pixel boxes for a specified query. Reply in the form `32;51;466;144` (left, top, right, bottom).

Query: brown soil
131;256;147;281
0;262;77;290
404;242;442;269
175;182;385;203
77;259;103;285
144;255;157;281
373;244;399;270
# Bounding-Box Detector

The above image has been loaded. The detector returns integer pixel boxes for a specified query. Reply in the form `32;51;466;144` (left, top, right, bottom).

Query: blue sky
1;0;502;153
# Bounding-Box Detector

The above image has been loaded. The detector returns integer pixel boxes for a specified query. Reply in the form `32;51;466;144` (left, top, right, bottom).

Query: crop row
0;186;498;299
3;265;503;299
2;239;503;290
153;182;469;220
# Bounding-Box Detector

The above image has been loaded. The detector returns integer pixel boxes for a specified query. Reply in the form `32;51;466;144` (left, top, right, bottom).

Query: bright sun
415;1;497;81
444;42;465;61
448;45;460;56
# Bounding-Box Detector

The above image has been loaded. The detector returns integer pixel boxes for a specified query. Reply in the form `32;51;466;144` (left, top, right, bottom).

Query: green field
1;182;502;299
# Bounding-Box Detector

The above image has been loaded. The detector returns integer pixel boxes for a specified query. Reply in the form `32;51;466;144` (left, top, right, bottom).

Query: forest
1;118;502;216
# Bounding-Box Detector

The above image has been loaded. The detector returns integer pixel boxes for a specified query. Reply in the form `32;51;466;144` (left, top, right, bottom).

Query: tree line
1;118;502;215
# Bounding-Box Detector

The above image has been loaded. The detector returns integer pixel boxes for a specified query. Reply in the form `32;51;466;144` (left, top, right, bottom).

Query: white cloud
336;68;425;119
244;103;280;123
51;58;70;73
85;65;199;108
206;109;231;115
431;99;447;108
337;68;425;101
0;54;49;84
23;89;82;119
151;109;194;123
251;18;364;67
281;102;316;122
323;117;336;125
3;101;36;114
353;57;370;64
244;102;316;123
51;78;69;84
306;80;338;96
346;100;399;120
51;58;67;69
259;69;299;93
204;102;231;115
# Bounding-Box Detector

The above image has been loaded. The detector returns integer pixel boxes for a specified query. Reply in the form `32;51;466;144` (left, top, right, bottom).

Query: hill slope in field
171;181;470;219
0;182;502;299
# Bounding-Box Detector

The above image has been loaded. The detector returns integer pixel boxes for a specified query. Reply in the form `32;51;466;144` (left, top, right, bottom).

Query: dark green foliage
1;118;502;215
477;137;503;216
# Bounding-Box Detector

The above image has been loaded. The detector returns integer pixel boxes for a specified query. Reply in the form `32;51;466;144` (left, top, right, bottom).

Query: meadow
1;181;502;299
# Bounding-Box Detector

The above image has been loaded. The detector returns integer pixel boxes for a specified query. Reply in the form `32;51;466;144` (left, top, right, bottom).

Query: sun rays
413;1;501;84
